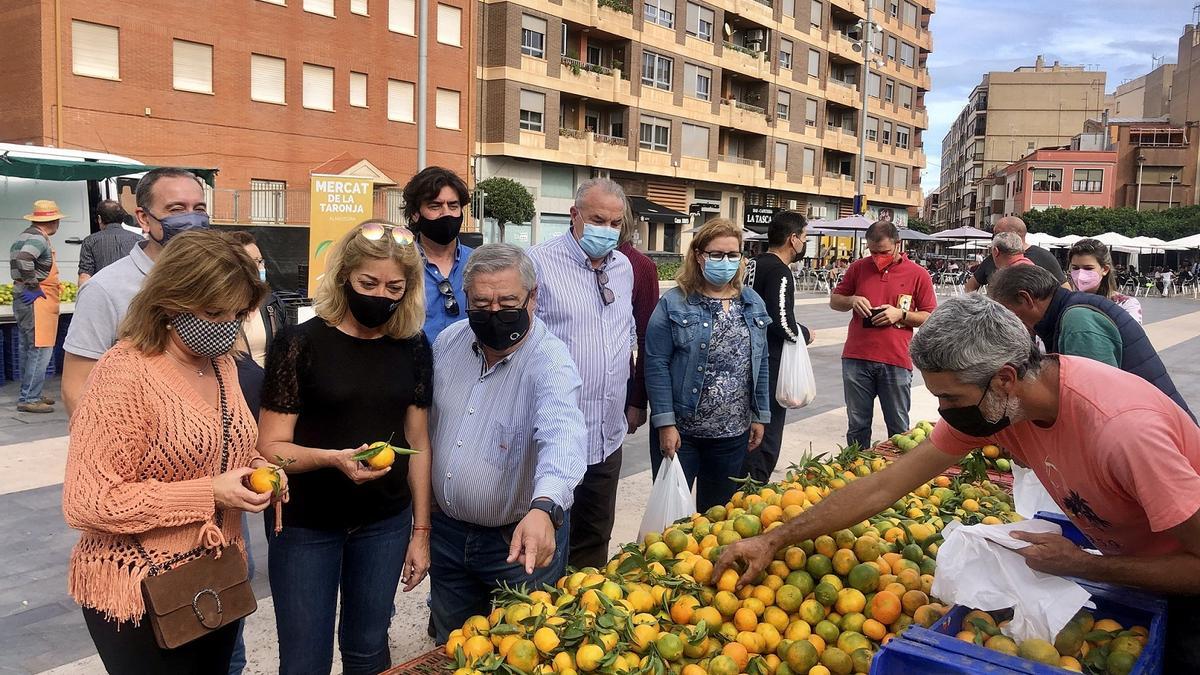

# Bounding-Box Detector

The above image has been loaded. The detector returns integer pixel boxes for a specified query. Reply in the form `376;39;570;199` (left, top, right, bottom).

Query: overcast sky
920;0;1192;193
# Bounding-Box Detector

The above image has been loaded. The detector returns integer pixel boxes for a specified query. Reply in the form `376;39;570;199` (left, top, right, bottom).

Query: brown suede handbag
133;364;257;649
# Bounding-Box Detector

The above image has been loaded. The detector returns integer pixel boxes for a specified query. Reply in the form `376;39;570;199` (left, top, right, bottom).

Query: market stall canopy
1168;232;1200;249
899;228;936;241
932;225;993;240
1025;232;1065;248
1128;236;1187;252
948;240;991;250
1056;234;1085;246
824;214;873;230
629;195;690;225
0;152;217;186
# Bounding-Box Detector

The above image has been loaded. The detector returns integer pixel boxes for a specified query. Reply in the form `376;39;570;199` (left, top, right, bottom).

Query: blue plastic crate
871;633;1024;674
1033;511;1094;548
3;324;59;381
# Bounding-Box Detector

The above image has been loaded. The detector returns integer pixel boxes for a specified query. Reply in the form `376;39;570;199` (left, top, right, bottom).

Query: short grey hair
910;294;1042;387
464;243;537;294
992;231;1024;256
989;265;1062;304
575;178;627;208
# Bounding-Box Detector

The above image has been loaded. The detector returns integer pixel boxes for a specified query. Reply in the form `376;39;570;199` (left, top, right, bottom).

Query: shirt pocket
486;421;526;471
667;311;698;349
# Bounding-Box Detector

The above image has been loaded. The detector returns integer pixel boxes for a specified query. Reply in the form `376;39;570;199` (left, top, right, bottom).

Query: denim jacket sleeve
752;329;772;425
643;296;677;429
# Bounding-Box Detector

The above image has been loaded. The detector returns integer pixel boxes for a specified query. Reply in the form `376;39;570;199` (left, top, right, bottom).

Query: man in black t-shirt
744;211;812;483
965;216;1065;292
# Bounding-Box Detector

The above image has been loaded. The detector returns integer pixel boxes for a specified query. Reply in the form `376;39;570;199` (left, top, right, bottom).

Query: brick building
998;148;1118;217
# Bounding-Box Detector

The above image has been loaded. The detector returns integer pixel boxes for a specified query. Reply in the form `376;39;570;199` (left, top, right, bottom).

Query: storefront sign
744;205;779;231
308;175;375;292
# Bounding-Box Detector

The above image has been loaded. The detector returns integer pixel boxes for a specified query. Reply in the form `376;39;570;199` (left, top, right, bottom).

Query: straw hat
23;200;66;222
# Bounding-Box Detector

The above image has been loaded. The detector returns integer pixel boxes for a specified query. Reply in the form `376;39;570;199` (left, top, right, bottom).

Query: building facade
0;0;474;225
1109;121;1195;211
1109;63;1176;120
934;56;1106;230
1170;22;1200;127
998;148;1117;218
474;0;933;252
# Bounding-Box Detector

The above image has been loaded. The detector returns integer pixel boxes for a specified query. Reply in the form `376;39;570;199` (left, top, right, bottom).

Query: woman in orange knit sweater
63;230;277;674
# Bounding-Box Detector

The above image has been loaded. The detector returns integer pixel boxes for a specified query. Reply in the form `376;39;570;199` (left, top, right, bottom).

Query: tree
476;177;536;241
1022;205;1200;242
906;217;932;234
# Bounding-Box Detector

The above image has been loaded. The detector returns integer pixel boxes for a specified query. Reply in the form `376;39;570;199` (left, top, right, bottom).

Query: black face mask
467;296;532;351
417;214;464;246
939;377;1013;437
793;238;807;263
344;281;401;328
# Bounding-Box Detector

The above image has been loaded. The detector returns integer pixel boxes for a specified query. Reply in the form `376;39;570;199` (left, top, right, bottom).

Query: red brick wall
0;2;49;144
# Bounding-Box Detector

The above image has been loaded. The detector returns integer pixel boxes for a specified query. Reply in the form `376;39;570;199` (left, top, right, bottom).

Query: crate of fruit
876;421;1014;491
871;580;1166;674
381;648;450;675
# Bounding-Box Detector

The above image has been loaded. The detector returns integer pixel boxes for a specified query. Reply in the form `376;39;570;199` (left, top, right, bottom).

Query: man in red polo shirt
831;220;937;448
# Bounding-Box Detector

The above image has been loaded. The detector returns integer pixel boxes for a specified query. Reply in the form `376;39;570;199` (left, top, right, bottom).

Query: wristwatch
530;499;565;529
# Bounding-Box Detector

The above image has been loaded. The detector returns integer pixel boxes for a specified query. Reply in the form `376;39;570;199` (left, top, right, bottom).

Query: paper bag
930;520;1092;643
639;457;696;541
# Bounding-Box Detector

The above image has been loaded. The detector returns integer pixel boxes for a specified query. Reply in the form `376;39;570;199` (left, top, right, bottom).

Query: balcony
730;0;774;28
560;0;635;38
720;99;771;135
825;77;861;108
829;0;866;18
829;32;865;63
722;42;770;78
824;125;860;155
916;67;932;91
556;128;633;167
718;154;767;184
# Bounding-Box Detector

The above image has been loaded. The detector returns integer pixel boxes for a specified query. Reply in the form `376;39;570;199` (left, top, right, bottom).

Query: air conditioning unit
745;29;766;45
807;205;828;219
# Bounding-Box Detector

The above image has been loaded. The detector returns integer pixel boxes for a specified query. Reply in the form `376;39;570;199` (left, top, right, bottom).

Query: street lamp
1168;173;1180;209
854;17;877;216
1135;154;1147;211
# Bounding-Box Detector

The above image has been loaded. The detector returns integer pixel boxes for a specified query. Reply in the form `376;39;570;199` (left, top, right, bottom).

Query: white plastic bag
930;520;1092;643
1012;464;1063;519
776;338;816;409
639;456;696;540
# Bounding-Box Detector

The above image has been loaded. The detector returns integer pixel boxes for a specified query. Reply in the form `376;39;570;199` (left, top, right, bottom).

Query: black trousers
1166;595;1200;673
567;446;623;570
744;344;785;483
83;607;239;675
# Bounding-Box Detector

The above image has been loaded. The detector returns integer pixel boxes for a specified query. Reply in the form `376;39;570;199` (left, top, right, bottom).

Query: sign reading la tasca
744;206;779;232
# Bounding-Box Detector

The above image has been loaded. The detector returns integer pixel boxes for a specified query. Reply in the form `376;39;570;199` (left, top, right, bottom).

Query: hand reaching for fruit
214;468;272;513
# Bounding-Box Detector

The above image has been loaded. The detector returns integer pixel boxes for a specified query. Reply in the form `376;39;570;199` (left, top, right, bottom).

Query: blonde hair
677;218;745;297
121;230;268;355
313;219;425;339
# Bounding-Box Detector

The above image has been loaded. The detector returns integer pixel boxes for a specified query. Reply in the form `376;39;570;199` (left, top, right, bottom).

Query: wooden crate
382;648;450;675
874;441;1013;491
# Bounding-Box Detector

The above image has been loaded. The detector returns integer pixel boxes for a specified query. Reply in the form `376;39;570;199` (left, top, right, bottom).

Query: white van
0;144;146;284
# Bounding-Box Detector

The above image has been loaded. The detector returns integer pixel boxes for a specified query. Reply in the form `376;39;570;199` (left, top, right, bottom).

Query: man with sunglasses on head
427;243;587;643
62;167;211;414
404;167;473;344
527;178;636;570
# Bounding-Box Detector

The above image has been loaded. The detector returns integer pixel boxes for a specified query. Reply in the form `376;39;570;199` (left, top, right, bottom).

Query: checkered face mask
172;313;242;358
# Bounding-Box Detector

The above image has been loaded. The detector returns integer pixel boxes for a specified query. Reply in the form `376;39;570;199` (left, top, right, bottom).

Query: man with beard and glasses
714;294;1200;673
405;166;473;344
427;243;586;643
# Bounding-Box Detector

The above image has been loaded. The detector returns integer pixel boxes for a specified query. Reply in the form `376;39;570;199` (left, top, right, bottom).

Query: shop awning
629;195;690;226
0;153;217;186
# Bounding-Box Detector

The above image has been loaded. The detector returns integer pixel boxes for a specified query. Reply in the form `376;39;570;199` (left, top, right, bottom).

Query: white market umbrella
933;225;993;240
825;214;873;231
1057;234;1085;246
1168;232;1200;249
948;241;990;250
1026;232;1065;248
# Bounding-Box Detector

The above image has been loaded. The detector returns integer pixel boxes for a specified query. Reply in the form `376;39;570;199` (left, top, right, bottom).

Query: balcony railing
595;133;628;146
828;76;857;89
560;127;588;139
734;100;766;114
561;56;614;76
720;154;763;167
723;41;762;58
597;0;633;13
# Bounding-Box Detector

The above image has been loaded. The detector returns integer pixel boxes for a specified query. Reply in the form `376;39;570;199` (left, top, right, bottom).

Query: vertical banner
308;174;374;294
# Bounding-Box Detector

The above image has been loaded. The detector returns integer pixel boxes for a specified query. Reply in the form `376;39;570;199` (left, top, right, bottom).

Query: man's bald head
994;216;1028;241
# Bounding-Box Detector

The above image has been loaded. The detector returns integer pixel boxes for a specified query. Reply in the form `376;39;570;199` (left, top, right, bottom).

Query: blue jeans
430;510;570;644
228;513;257;675
13;297;53;404
267;508;412;675
842;358;912;449
650;429;750;513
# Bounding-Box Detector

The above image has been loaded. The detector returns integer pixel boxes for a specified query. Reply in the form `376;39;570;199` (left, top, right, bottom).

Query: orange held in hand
352;432;419;469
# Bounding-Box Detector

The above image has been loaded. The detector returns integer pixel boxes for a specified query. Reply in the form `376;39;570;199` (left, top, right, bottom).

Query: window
684;63;712;101
685;3;714;41
437;4;462;46
351;0;369;15
895;166;909;189
805;98;818;126
888;0;899;17
519;89;545;131
864;160;876;184
639;115;671;151
810;0;822;27
304;0;335;16
896;125;910;149
436;88;460;129
886;36;897;61
900;42;915;67
1032;168;1063;192
902;1;918;26
562;25;568;56
681;123;709;158
302;63;334;111
586;44;602;65
1141;166;1185;183
387;79;415;122
884;80;894;102
783;0;795;17
777;90;791;120
775;142;789;172
880;163;891;188
251;54;286;104
1072;169;1103;192
645;0;674;28
172;40;212;94
779;39;793;69
350;72;368;107
72;21;120;80
642;51;672;90
882;121;892;144
872;27;883;54
521;15;547;57
803;147;816;175
389;0;415;34
865;116;878;141
898;83;913;109
250;179;287;223
807;49;820;77
867;72;881;97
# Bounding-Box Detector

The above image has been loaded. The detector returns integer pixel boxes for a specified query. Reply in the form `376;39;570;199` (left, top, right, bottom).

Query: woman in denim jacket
645;218;772;511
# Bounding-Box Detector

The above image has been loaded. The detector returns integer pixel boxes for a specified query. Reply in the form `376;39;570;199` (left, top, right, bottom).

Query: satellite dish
852;42;862;52
723;23;732;37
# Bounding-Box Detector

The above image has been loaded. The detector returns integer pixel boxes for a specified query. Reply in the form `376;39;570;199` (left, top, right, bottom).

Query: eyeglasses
467;294;532;324
702;251;743;262
437;279;460;316
593;269;615;306
358;222;415;246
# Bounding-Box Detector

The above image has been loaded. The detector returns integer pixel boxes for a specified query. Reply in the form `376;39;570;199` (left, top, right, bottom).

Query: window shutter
350;72;368;107
303;64;334;110
173;40;212;93
436;88;460;129
522;14;547;33
437;4;462;45
520;89;545;115
388;79;415;121
72;20;120;79
681;123;709;158
304;0;335;16
351;0;369;14
775;142;789;172
389;0;416;34
251;54;286;104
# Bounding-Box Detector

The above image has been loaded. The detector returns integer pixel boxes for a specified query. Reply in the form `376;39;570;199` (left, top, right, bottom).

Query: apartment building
934;56;1105;230
475;0;932;251
1108;63;1175;120
0;0;473;225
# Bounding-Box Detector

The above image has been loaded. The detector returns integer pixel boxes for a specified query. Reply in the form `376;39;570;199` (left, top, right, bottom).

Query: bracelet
413;525;432;532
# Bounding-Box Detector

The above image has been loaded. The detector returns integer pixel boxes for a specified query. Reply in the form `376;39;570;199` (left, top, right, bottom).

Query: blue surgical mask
150;211;210;245
703;258;741;286
578;223;619;260
259;268;268;282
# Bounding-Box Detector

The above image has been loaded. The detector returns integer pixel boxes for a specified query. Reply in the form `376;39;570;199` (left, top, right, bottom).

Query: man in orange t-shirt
715;294;1200;671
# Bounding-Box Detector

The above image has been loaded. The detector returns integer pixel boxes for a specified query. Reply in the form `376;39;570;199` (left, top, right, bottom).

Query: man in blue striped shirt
428;243;587;643
527;178;636;569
